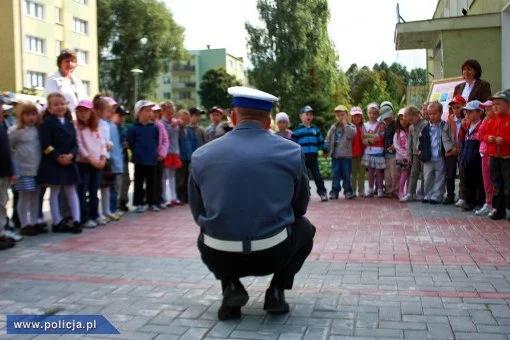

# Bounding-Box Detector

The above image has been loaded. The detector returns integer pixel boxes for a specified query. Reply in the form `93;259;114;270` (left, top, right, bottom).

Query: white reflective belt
203;228;288;253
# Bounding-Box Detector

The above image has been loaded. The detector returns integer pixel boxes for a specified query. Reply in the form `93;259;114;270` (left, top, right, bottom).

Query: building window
55;7;62;23
162;76;171;84
82;80;91;96
25;71;46;89
163;92;171;99
75;49;89;65
55;40;63;54
25;0;44;20
179;92;191;100
74;0;88;4
72;17;88;35
26;36;45;54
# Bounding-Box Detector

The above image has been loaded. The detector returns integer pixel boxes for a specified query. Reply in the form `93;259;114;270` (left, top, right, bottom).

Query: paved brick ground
1;190;510;339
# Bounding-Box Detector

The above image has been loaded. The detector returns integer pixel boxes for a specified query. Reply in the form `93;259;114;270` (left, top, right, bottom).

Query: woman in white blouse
45;49;88;117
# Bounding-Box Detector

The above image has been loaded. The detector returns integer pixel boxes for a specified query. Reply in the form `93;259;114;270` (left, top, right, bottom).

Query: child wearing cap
381;105;398;198
292;105;328;201
325;105;356;200
350;107;365;197
481;89;510;220
37;93;81;233
189;108;207;147
361;103;386;198
402;106;427;202
176;109;195;204
442;95;466;205
476;100;495;216
206;107;227;142
75;99;107;228
9;101;43;236
459;100;485;212
274;112;292;139
394;109;410;201
127;100;160;213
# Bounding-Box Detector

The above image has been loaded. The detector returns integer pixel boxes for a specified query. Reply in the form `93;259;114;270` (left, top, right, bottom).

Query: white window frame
72;17;89;35
25;35;45;55
55;40;63;55
75;49;89;65
25;0;44;20
25;71;46;89
74;0;88;5
82;80;91;96
55;6;62;24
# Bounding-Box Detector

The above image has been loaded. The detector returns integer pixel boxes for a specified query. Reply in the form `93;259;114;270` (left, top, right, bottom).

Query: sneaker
319;194;328;202
113;210;125;218
149;205;160;212
400;193;413;202
171;200;183;206
158;203;167;209
105;213;120;221
475;204;492;216
377;190;384;198
455;199;466;207
134;206;146;213
83;220;98;229
20;225;40;236
328;192;339;200
3;230;22;242
119;204;129;212
460;202;474;212
364;190;375;198
442;197;455;205
345;193;355;200
96;216;108;225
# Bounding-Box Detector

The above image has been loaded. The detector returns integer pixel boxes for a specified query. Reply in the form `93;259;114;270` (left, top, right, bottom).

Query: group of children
273;89;510;223
0;93;228;250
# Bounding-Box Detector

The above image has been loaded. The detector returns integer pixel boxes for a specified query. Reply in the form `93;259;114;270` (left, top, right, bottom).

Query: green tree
198;68;241;109
246;0;350;132
97;0;185;108
348;65;389;110
409;68;428;85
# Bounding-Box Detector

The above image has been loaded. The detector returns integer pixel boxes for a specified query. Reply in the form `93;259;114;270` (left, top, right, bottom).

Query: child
350;107;365;197
176;109;196;204
482;89;510;220
114;106;131;212
152;104;170;209
9;101;44;236
325;105;356;200
419;102;446;204
459;100;485;211
394;109;411;201
402;106;428;202
361;103;386;198
274;112;292;139
442;95;466;205
292;105;328;201
206;106;227;142
160;101;182;207
37;93;81;233
75;100;107;228
93;95;117;224
127;100;160;213
475;100;495;216
0;102;16;249
105;98;125;216
189;107;207;147
381;105;398;198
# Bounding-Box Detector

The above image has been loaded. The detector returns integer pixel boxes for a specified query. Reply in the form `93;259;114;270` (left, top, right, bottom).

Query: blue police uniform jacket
188;121;310;242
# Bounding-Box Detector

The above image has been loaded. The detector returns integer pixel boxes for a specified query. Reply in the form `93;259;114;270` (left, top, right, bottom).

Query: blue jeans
77;163;101;223
331;157;352;196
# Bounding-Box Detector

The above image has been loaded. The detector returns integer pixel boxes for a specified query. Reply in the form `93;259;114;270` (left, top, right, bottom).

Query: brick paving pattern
2;194;510;339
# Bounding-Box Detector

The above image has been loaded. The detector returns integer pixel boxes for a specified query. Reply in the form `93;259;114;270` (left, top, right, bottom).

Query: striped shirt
291;124;326;154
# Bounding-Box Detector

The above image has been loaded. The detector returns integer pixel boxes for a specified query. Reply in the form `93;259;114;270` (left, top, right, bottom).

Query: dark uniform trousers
490;157;510;214
198;217;316;290
444;155;457;200
304;153;327;196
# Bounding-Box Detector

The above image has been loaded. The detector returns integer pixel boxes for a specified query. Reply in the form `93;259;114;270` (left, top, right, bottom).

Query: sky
163;0;438;71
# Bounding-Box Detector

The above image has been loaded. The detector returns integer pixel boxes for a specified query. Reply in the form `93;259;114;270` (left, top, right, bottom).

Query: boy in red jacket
482;89;510;220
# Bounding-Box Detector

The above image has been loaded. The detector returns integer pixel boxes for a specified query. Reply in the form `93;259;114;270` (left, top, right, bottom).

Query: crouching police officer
188;86;316;320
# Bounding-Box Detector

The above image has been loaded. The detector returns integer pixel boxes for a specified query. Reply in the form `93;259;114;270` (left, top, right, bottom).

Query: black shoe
422;199;429;204
490;210;506;220
20;225;40;236
217;305;241;321
218;280;248;321
35;222;49;233
328;192;339;200
0;236;16;250
53;220;81;233
72;221;83;234
429;200;440;205
119;204;129;212
263;286;289;314
461;203;474;212
442;197;455;205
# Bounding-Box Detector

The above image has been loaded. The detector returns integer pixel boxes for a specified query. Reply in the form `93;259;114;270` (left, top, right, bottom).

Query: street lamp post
130;68;144;104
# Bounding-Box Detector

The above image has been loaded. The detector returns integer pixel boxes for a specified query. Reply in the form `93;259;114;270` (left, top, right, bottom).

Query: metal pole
134;74;138;104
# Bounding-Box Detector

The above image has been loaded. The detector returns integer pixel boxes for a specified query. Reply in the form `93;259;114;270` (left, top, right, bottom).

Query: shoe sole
263;302;290;314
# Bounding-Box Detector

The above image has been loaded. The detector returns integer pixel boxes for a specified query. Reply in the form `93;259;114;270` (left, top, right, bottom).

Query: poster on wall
427;76;464;121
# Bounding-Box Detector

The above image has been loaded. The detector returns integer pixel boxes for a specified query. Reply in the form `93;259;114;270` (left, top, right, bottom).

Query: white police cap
228;86;278;111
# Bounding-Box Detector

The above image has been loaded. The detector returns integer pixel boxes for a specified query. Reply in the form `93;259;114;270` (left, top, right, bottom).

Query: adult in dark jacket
453;59;492;102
